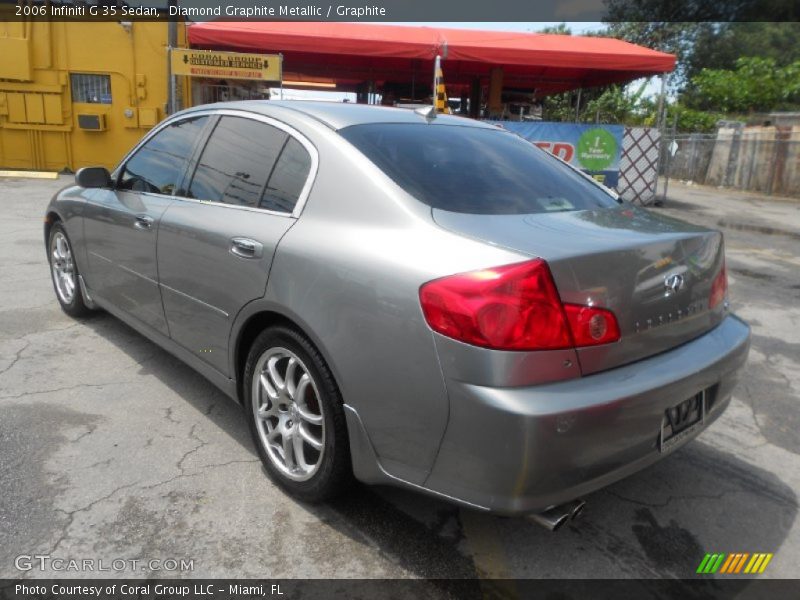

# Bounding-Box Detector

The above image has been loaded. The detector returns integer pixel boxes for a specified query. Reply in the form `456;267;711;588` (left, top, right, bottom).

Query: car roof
180;100;499;132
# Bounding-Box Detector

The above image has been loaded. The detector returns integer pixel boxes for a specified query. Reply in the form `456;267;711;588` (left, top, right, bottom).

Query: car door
82;115;211;335
156;112;316;376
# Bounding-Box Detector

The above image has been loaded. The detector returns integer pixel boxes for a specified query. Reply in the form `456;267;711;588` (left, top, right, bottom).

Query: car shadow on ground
84;312;798;588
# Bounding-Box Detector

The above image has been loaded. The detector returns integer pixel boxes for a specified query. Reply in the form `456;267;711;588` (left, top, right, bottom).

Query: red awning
187;22;675;95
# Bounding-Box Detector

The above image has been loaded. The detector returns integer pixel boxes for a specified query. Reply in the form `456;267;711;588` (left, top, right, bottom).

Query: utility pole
660;110;679;205
654;73;669;205
167;0;178;114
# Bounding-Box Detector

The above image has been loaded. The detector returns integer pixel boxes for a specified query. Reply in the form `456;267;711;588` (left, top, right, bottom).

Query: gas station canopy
187;22;676;95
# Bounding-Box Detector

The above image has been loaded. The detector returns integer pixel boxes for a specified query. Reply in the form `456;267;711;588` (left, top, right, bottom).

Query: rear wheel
48;223;93;318
244;326;352;502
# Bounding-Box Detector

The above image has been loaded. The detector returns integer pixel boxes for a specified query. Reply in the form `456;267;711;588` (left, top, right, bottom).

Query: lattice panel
618;127;660;204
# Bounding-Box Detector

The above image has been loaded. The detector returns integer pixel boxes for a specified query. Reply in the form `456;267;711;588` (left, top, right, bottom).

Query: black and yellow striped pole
433;55;450;114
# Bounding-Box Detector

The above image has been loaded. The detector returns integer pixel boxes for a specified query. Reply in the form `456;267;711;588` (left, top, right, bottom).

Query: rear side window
188;116;286;207
118;116;208;195
339;123;619;215
260;138;312;213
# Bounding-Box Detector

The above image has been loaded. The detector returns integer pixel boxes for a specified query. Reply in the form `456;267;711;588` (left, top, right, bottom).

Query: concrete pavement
1;176;797;584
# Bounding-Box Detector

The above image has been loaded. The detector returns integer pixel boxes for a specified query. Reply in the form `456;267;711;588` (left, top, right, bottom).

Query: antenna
414;105;437;121
413;54;442;122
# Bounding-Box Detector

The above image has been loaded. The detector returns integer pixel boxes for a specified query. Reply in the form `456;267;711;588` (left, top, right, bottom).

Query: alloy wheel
51;231;76;304
252;347;325;482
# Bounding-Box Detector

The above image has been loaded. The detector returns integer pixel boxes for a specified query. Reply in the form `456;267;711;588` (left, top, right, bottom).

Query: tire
244;325;352;502
48;223;93;318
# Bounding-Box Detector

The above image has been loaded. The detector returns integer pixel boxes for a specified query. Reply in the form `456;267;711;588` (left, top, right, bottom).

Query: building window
70;74;112;104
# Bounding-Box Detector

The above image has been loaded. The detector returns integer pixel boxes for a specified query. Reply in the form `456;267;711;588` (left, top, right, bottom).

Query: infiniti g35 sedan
45;101;750;526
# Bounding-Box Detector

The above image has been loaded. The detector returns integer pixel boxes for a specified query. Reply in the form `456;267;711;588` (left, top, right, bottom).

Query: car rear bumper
422;314;751;515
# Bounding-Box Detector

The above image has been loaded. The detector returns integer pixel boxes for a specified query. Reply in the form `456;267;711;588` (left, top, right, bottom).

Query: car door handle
133;215;154;230
230;237;263;259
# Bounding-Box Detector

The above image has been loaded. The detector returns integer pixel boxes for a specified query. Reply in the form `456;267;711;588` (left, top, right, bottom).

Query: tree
667;104;725;133
690;57;800;113
687;23;800;76
602;21;705;88
602;5;800;89
538;23;572;35
583;81;656;124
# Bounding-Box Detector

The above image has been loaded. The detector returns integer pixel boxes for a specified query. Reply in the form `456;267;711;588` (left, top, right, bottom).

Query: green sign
577;128;618;171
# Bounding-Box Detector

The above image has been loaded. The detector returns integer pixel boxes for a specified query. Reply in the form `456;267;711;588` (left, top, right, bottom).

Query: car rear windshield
339;123;620;215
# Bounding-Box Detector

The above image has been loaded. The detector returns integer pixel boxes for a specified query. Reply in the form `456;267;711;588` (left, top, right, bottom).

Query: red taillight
419;259;620;351
709;260;728;309
563;304;621;346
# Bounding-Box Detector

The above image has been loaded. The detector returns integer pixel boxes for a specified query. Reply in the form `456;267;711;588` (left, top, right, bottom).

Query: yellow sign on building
171;49;282;82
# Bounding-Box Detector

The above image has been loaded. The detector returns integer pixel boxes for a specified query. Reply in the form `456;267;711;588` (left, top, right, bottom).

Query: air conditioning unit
77;114;106;131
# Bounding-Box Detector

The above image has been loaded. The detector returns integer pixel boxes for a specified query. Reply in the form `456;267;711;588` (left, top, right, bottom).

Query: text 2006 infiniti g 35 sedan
45;101;750;528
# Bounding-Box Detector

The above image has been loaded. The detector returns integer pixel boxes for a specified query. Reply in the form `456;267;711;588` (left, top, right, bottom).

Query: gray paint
157;201;294;374
433;206;727;374
82;188;173;334
45;100;750;514
426;315;750;513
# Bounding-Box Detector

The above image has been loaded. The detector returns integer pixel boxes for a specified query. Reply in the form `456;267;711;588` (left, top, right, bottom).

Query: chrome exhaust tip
528;507;571;532
529;499;586;531
568;498;586;521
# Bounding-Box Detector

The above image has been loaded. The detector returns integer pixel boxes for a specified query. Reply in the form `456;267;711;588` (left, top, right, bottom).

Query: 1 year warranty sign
171;49;282;82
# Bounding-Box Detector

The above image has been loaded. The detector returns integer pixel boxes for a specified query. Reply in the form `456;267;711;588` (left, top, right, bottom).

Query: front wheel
244;326;352;502
48;223;93;318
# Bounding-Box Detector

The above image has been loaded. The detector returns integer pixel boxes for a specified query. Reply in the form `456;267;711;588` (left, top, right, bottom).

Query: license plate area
659;390;706;453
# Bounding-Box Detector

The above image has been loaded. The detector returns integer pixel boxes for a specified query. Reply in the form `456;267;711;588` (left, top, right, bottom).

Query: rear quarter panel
262;122;523;484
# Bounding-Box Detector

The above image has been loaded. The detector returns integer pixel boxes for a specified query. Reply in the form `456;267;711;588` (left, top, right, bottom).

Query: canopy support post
433;55;441;110
469;77;480;119
575;88;582;122
411;61;416;101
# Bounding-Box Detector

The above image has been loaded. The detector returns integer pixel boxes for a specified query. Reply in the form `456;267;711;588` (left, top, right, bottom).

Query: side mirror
75;167;112;189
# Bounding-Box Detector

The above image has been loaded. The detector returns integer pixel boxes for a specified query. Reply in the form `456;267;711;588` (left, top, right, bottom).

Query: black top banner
1;0;799;22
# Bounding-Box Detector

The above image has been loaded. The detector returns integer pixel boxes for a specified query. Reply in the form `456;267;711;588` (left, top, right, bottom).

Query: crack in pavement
0;340;30;376
49;480;144;555
46;452;259;560
163;407;181;425
68;424;97;444
176;424;208;472
0;382;137;400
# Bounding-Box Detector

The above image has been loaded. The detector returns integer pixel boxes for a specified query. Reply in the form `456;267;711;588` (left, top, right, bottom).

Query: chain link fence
661;127;800;197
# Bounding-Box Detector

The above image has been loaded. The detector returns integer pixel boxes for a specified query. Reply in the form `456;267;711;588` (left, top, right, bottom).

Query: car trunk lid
432;205;727;375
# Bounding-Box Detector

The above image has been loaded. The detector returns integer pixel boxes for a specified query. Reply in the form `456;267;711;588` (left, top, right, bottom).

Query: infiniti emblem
664;273;685;295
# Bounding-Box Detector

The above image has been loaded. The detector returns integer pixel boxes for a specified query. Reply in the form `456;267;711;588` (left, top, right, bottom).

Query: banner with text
171;49;282;82
497;122;624;188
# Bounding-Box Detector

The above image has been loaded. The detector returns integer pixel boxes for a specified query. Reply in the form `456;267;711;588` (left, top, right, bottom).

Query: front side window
70;74;112;104
188;116;287;207
339;123;620;215
118;116;209;195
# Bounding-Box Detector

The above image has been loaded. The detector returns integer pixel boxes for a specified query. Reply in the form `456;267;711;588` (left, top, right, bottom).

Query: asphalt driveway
1;176;798;584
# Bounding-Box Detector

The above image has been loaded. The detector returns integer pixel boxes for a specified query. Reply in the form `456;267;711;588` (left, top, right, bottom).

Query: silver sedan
44;101;750;529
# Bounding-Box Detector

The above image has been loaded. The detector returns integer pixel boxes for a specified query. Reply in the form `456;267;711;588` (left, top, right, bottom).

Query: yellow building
0;21;188;171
